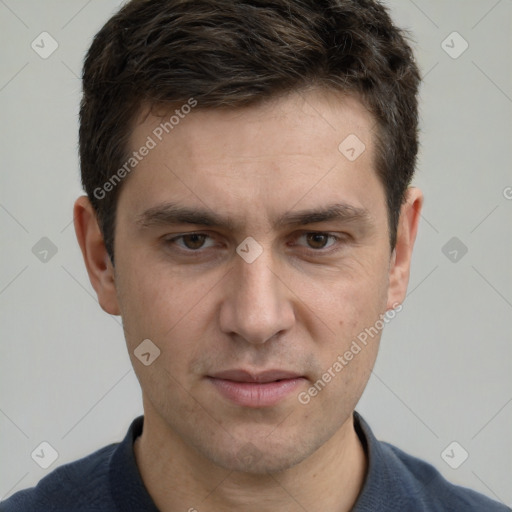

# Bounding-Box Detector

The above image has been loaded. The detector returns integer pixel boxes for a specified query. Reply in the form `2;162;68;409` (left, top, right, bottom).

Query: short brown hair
79;0;421;263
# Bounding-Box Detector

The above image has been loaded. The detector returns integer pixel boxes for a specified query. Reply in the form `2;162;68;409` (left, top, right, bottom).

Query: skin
74;89;422;512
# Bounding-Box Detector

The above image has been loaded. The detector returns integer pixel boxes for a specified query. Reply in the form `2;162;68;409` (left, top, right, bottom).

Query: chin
196;432;320;475
214;448;308;475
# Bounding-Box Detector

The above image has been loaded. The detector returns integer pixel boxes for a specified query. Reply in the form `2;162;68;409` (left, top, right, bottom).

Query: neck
134;406;367;512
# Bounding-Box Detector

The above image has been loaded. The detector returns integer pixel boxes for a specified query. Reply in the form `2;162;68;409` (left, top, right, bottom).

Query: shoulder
353;412;510;512
381;441;509;511
0;443;118;512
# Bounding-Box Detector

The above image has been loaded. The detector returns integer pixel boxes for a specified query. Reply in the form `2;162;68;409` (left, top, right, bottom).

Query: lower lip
208;377;306;408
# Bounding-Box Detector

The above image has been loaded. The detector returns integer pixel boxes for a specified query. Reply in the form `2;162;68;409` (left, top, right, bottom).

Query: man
2;0;508;511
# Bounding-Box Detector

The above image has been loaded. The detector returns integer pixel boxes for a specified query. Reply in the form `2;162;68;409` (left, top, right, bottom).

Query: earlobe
386;187;423;310
73;196;121;316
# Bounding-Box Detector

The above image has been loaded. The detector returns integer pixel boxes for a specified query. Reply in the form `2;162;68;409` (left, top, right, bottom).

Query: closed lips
209;369;304;383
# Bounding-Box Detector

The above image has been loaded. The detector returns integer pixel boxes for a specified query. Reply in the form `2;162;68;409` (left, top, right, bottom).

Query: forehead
132;90;376;161
118;89;384;226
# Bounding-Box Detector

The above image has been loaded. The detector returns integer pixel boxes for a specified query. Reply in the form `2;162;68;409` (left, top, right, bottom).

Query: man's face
112;90;397;472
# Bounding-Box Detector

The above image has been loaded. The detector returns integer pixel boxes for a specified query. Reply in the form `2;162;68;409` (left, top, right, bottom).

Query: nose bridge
220;247;294;344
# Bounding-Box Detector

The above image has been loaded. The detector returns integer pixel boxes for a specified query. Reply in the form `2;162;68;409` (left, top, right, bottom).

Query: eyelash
163;232;347;255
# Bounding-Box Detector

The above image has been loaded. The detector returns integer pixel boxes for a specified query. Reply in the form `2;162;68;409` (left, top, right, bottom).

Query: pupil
184;234;205;249
307;233;327;249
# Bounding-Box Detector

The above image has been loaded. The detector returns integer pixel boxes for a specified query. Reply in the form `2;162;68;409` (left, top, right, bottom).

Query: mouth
207;369;307;408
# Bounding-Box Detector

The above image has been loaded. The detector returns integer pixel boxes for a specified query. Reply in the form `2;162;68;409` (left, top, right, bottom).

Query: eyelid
163;232;217;251
291;231;349;251
162;230;349;254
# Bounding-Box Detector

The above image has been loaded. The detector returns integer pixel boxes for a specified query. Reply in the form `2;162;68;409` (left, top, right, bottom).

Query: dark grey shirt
1;412;509;511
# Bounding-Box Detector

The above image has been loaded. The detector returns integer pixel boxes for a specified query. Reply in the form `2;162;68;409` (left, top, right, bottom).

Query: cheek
290;255;390;390
115;251;218;352
297;255;389;332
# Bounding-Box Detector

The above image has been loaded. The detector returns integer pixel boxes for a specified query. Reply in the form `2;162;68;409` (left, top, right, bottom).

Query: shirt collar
109;411;385;511
108;415;159;511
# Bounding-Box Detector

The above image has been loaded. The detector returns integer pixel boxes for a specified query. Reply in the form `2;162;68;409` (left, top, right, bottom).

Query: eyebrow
135;201;373;231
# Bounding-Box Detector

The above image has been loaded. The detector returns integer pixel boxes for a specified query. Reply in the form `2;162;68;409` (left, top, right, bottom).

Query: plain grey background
1;0;511;506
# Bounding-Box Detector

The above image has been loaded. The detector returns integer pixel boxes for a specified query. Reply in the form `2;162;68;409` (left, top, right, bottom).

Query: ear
73;196;120;315
386;187;423;310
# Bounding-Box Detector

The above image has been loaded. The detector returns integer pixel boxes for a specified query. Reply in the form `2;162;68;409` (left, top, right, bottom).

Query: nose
219;249;295;345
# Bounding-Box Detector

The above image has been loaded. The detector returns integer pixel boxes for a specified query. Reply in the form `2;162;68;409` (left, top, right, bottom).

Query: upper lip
209;369;303;383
